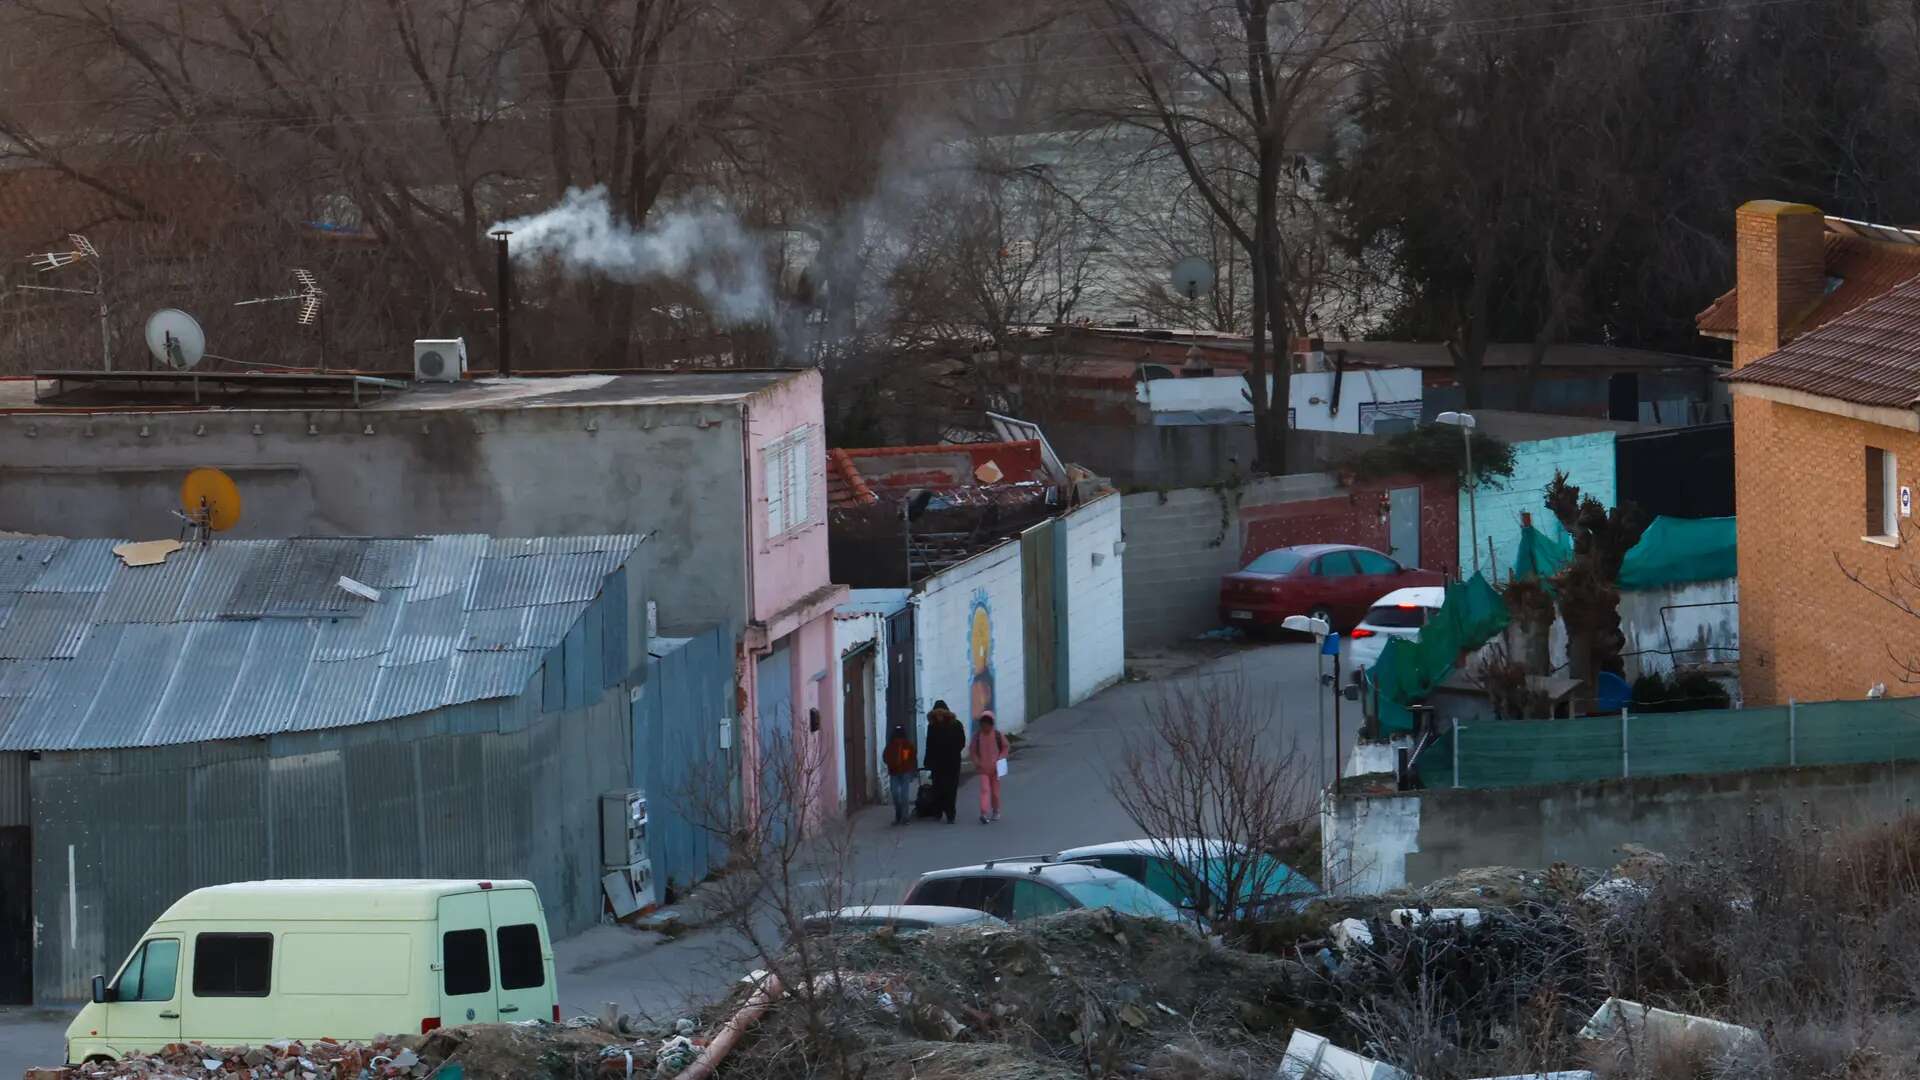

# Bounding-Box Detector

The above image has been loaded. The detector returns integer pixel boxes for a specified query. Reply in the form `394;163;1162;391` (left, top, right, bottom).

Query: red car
1219;544;1445;633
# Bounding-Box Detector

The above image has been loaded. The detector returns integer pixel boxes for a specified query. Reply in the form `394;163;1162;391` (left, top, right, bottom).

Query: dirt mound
719;908;1302;1079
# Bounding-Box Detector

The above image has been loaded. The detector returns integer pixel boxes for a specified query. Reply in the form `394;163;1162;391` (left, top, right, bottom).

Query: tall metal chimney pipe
491;229;513;376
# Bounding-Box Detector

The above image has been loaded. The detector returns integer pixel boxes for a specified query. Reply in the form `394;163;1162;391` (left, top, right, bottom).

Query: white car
1347;586;1446;672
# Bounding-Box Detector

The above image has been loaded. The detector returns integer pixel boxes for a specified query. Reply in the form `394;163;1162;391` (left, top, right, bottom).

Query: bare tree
1107;674;1322;938
1096;0;1369;474
1544;472;1647;702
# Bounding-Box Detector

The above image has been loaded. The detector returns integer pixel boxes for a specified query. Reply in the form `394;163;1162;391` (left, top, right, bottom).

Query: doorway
842;648;875;811
1387;486;1421;569
0;826;28;1003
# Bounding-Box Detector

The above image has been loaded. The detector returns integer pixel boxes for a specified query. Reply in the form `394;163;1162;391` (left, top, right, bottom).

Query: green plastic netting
1414;698;1920;789
1508;516;1736;589
1617;516;1737;589
1373;573;1510;734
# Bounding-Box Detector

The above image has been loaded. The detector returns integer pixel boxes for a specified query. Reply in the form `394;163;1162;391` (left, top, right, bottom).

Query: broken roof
1723;274;1920;408
827;441;1053;508
1696;216;1920;341
0;533;639;752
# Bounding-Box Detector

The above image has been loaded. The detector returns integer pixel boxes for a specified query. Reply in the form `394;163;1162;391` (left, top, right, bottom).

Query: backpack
884;740;915;774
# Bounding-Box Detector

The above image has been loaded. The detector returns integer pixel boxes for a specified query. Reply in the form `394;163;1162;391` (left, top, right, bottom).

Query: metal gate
1388;486;1421;568
755;641;795;838
631;626;733;899
0;826;28;1003
1022;521;1060;720
886;609;916;740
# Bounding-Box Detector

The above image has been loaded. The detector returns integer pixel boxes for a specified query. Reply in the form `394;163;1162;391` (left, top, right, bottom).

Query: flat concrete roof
0;369;805;413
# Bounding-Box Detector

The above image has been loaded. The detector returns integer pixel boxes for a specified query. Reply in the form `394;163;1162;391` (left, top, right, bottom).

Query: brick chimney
1734;199;1826;368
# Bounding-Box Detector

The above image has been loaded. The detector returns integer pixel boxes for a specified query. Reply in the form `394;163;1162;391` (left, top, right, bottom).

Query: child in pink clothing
969;712;1010;824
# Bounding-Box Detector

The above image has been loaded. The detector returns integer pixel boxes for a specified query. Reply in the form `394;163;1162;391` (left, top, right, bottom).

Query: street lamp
1435;411;1479;575
1282;614;1340;794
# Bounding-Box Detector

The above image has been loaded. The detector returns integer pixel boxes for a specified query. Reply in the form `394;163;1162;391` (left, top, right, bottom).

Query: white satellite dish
1171;256;1217;301
145;309;207;371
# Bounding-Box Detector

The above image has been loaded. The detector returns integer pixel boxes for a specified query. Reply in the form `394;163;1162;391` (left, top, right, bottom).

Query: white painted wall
1061;493;1125;704
1135;369;1423;434
914;540;1028;740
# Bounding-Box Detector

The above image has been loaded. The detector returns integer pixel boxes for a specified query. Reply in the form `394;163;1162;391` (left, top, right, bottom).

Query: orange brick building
1709;201;1920;704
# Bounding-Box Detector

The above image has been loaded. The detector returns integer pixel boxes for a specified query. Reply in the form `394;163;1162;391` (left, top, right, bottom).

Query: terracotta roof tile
1697;225;1920;339
1725;274;1920;408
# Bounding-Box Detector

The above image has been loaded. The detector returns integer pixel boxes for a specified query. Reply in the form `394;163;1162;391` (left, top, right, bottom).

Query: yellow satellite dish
180;468;242;533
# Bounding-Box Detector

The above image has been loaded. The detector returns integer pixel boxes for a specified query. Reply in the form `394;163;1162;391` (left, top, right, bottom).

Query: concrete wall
914;540;1027;739
1323;759;1920;896
1461;432;1617;580
1060;493;1125;703
1135;369;1423;435
0;404;750;639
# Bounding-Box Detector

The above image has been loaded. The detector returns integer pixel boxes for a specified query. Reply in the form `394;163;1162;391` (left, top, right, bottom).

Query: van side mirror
91;975;110;1004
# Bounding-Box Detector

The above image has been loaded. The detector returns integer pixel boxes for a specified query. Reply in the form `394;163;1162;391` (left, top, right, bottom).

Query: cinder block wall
1061;493;1125;702
1460;432;1617;579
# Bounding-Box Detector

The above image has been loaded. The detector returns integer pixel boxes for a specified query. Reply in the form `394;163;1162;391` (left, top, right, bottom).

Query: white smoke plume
491;186;777;326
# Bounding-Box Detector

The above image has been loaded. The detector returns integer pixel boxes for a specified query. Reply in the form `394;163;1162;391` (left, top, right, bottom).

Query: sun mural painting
968;590;995;722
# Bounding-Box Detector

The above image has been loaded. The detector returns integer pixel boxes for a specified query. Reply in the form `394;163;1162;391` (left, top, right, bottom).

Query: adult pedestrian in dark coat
922;700;966;824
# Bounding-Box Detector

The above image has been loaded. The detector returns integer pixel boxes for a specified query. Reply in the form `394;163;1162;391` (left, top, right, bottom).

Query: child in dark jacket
882;725;917;825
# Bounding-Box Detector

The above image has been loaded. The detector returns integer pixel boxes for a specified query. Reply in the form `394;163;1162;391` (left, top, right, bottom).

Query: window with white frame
1867;445;1899;541
764;425;815;538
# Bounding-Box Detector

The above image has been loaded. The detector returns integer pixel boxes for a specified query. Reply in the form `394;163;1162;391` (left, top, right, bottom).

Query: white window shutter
765;446;786;535
791;428;812;528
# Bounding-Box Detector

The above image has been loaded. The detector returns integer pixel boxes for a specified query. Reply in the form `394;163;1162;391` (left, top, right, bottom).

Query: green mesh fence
1414;699;1920;790
1508;516;1736;588
1373;573;1510;734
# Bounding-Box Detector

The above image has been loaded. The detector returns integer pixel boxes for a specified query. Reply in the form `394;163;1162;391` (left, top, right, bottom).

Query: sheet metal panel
470;550;625;611
0;751;26;827
217;621;321;739
71;623;191;749
95;548;206;623
30;539;117;594
0;539;62;592
146;622;254;746
0;592;102;659
291;656;382;733
367;658;454;723
411;535;487;601
312;594;404;661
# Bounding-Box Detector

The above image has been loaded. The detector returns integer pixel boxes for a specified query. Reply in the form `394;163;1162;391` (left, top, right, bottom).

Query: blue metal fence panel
634;626;731;895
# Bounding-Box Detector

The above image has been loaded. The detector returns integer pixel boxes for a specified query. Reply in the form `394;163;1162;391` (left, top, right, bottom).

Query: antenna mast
20;234;108;370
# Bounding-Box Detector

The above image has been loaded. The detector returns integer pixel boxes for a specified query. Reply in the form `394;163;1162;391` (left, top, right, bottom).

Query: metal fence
1416;696;1920;790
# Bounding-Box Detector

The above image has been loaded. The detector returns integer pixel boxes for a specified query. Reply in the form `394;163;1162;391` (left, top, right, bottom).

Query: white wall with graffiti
913;540;1029;742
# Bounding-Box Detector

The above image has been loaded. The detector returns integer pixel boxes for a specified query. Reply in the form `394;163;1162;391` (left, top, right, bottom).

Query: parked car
902;861;1183;923
1348;586;1448;672
1219;544;1443;633
68;879;558;1064
1052;838;1319;925
801;905;1008;935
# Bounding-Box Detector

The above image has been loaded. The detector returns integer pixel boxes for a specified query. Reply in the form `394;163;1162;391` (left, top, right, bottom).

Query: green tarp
1508;515;1736;590
1373;573;1510;734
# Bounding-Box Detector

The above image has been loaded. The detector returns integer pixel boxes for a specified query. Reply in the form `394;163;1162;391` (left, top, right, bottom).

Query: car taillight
421;1017;441;1034
1351;628;1375;638
552;1005;562;1023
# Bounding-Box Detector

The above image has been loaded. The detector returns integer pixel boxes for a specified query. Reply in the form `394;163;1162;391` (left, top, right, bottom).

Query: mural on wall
969;589;996;721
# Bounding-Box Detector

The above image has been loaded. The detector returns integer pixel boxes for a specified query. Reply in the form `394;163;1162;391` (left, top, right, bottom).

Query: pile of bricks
47;1038;427;1080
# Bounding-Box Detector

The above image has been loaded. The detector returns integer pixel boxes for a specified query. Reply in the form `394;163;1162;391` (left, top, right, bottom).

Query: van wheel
83;1056;114;1065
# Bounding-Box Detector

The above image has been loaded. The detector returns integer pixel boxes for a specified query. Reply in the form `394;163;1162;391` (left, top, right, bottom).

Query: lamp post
1435;411;1478;575
1282;614;1338;794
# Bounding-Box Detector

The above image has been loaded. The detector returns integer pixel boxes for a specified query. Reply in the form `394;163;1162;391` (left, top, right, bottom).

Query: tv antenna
19;233;111;370
234;268;325;326
1170;256;1217;302
176;467;242;543
144;309;207;371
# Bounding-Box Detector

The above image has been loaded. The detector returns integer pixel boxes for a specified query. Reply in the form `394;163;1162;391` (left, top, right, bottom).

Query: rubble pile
715;907;1305;1080
55;1019;688;1080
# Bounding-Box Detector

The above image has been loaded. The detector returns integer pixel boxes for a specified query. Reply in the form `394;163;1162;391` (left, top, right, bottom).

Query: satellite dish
179;468;242;533
1171;257;1217;301
145;309;207;371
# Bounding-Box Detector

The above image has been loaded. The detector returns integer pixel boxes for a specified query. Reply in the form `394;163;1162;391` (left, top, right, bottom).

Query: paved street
0;641;1337;1073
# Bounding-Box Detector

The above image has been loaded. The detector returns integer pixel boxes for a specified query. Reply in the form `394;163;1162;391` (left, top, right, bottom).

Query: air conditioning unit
413;338;467;383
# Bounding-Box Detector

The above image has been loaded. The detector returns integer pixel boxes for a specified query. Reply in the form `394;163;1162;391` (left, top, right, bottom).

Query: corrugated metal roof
1725;275;1920;407
0;534;639;751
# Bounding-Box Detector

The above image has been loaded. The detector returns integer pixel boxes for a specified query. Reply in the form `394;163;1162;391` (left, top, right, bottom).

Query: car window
1142;858;1204;912
1011;880;1075;919
1243;550;1303;575
907;878;961;908
193;933;272;998
1352;551;1400;575
496;923;545;990
116;938;180;1003
443;928;491;996
1088;854;1147;881
1312;552;1359;577
977;878;1017;920
1058;876;1182;920
1362;604;1429;629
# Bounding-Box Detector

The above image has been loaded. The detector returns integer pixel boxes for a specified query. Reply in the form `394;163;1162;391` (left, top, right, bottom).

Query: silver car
903;860;1184;922
801;904;1008;935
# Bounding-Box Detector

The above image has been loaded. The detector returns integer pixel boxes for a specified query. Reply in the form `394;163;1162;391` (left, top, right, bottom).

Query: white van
67;880;559;1064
